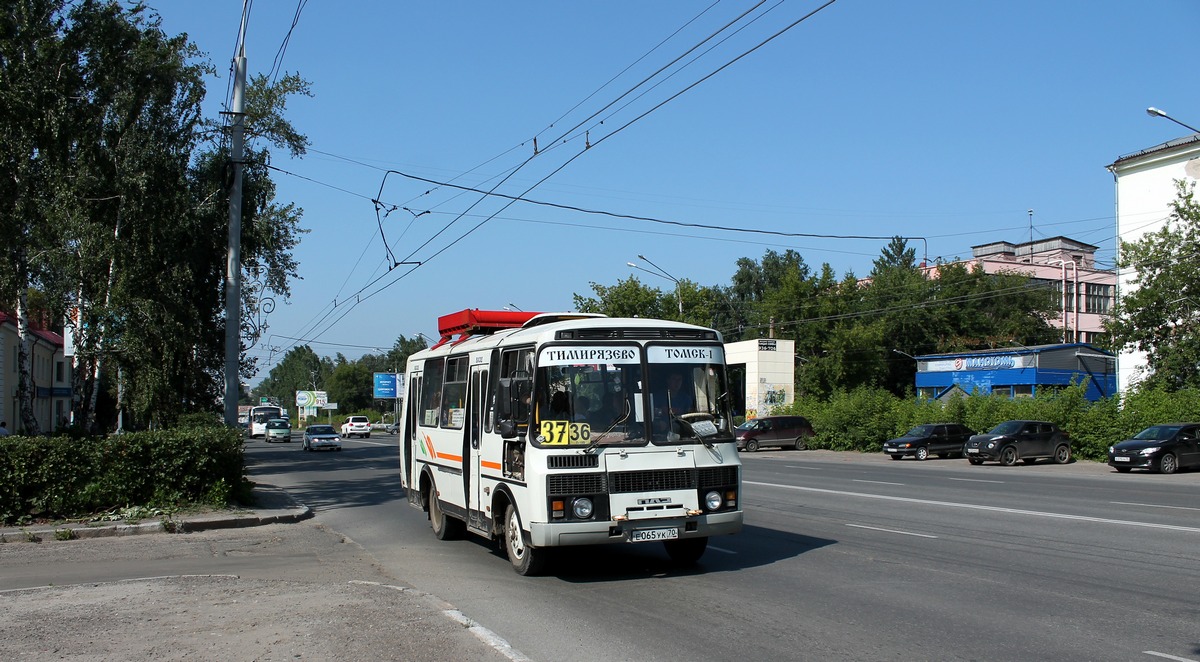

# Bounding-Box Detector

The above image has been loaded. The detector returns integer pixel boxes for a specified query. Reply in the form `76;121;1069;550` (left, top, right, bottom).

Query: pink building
930;236;1116;345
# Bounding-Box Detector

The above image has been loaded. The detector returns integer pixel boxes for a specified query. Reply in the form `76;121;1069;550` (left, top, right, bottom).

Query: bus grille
547;473;607;495
698;466;739;488
547;455;600;469
609;468;695;493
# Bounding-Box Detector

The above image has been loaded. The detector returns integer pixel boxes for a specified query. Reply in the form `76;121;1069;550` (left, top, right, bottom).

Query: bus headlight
704;490;723;511
572;497;594;519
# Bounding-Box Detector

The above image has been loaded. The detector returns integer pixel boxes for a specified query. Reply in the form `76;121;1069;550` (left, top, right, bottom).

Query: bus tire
504;504;545;576
664;537;708;566
429;485;464;541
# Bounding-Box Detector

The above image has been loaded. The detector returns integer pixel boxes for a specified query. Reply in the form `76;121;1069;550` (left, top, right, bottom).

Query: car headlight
1140;447;1162;455
1108;446;1114;453
986;442;996;449
705;490;723;511
572;497;594;519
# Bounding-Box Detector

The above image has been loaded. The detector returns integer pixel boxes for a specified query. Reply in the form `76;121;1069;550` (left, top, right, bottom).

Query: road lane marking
345;439;393;447
846;523;937;539
1111;502;1200;512
785;466;821;470
745;480;1200;534
708;545;736;554
853;479;905;486
947;477;1004;484
1143;651;1197;662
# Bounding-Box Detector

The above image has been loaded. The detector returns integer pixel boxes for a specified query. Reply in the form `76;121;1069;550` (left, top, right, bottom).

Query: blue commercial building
912;343;1117;401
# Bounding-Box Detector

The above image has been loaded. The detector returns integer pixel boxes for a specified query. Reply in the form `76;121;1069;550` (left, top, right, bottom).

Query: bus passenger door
465;364;489;533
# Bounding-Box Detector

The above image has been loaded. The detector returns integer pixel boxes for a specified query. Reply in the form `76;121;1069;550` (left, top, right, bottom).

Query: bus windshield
533;345;643;447
531;343;732;447
645;345;732;444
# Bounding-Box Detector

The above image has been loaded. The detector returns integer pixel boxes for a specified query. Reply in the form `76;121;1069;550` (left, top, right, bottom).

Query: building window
56;361;64;383
1013;384;1034;398
1085;283;1113;314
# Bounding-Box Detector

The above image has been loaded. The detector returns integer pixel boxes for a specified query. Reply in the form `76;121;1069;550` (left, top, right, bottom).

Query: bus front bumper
529;510;743;547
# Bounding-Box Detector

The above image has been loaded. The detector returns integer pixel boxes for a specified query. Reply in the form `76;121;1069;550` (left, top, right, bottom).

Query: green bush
0;426;246;526
776;385;1200;462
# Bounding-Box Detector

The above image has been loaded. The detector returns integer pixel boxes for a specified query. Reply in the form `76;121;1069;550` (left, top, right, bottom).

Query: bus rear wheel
504;504;546;576
429;484;464;541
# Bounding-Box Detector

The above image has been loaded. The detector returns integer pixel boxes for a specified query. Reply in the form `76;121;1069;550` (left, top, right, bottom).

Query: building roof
1109;132;1200;169
0;311;65;347
915;342;1113;360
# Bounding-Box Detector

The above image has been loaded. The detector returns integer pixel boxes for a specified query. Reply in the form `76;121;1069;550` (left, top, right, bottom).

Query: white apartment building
1107;133;1200;392
1;311;72;434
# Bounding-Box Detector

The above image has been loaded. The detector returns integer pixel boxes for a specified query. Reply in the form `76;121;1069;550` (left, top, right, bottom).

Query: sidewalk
0;484;525;661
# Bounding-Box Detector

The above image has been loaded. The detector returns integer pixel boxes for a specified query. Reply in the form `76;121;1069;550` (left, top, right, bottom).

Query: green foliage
0;427;245;525
778;386;1200;462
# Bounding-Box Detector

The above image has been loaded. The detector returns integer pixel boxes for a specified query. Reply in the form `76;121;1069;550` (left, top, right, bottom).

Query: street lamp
627;254;683;316
1146;107;1200;134
891;348;916;361
506;302;523;312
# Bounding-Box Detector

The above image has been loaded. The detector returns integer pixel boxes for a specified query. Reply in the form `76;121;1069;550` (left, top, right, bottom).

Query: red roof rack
432;309;541;348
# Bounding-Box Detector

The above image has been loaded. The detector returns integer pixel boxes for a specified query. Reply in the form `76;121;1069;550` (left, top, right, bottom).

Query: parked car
883;423;974;460
964;420;1072;466
1108;423;1200;474
735;415;814;452
264;418;292;443
340;415;371;438
302;424;342;452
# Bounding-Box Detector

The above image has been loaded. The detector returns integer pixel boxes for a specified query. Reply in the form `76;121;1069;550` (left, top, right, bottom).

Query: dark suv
735;415;814;452
964;420;1071;466
883;423;974;460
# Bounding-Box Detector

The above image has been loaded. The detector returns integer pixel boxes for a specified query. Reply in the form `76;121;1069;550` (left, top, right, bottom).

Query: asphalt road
249;434;1200;662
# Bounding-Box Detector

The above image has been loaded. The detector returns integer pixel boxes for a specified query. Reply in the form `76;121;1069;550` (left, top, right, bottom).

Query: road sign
322;402;338;410
374;373;399;399
260;397;269;405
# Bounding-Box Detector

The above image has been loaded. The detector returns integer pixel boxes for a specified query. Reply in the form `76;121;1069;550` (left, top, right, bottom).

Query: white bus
248;404;283;438
398;309;743;575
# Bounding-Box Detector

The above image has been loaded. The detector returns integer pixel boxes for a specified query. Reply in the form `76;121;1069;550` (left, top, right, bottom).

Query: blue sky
150;1;1200;382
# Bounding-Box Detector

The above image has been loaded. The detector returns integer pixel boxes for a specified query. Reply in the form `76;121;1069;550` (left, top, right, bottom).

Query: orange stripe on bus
481;460;502;470
436;452;463;462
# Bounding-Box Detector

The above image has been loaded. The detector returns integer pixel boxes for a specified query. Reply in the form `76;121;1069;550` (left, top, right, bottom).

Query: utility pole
223;9;249;427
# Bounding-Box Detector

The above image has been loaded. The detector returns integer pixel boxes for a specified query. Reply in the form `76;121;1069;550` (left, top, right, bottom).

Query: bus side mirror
498;419;517;439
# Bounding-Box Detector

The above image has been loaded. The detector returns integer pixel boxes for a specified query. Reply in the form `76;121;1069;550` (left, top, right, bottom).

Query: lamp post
891;348;916;361
506;302;523;312
627;254;683;316
1146;107;1200;134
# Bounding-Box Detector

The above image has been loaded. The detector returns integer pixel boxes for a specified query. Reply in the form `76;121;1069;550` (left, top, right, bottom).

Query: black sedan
883;423;974;460
1108;423;1200;474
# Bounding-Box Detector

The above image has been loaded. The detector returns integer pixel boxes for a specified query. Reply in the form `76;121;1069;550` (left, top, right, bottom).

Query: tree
1105;181;1200;390
0;2;310;431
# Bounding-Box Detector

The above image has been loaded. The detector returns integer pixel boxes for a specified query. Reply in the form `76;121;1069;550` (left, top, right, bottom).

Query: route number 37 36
539;420;591;445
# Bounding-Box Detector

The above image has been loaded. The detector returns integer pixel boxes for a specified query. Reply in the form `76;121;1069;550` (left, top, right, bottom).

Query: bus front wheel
504;504;546;576
664;536;708;566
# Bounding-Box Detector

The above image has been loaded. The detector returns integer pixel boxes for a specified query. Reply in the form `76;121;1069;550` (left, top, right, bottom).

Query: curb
0;483;312;543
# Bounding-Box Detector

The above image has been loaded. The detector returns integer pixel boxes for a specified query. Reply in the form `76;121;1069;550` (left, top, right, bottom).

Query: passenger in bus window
550;390;570;419
573;396;592;422
593;392;627;427
662;370;694;415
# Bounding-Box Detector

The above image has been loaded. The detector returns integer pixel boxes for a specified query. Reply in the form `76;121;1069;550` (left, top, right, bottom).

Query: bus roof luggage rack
434;309;539;348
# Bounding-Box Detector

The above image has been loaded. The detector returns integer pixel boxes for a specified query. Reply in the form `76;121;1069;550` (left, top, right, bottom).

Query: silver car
302;424;342;452
265;418;292;443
